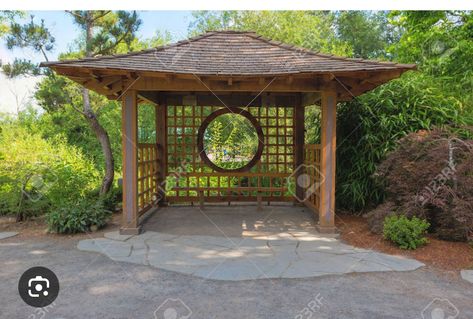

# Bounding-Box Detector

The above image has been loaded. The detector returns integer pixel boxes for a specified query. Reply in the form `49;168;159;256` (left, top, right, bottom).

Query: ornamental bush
336;72;470;211
383;215;430;250
367;128;473;242
0;125;100;222
47;198;111;234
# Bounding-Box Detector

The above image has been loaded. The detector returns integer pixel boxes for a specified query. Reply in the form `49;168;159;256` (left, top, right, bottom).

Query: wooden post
294;95;305;203
318;90;337;233
256;192;263;211
155;97;167;206
120;90;141;235
198;190;204;209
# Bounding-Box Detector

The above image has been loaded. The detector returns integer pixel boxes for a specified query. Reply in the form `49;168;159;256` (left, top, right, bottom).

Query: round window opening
198;108;264;172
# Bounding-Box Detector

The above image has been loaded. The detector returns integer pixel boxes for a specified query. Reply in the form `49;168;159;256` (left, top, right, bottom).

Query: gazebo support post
120;90;141;235
294;95;305;204
155;97;167;206
317;90;337;233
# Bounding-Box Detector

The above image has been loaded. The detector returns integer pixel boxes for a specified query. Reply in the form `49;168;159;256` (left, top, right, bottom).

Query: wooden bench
171;187;288;210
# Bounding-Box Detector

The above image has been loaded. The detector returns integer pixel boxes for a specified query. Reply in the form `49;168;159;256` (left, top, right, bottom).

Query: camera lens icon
28;276;50;298
19;267;59;307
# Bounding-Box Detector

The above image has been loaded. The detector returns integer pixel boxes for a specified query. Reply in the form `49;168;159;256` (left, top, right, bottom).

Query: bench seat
171;186;288;210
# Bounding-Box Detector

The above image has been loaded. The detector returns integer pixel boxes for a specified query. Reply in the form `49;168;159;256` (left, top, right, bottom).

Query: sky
0;10;193;64
0;11;193;114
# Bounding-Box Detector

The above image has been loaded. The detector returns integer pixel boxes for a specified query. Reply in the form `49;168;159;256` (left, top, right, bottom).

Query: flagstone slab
0;232;18;240
104;231;135;242
77;238;132;258
77;230;424;281
461;270;473;284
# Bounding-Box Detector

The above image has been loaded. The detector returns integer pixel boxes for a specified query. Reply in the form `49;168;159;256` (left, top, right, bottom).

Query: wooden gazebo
42;31;415;235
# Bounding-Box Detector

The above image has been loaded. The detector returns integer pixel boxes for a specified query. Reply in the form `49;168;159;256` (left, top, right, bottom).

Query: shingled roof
41;30;415;76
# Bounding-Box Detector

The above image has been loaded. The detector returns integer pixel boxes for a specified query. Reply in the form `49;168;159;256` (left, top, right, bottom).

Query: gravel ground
1;237;472;319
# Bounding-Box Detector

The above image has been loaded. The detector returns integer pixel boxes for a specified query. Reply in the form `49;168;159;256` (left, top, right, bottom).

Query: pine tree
3;11;142;194
64;11;141;194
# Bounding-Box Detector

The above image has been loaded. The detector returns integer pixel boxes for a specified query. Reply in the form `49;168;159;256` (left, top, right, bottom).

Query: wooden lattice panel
303;144;322;212
165;105;295;203
137;143;159;214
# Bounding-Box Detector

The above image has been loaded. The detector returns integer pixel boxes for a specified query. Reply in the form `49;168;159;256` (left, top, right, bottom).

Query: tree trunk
81;87;115;195
80;11;114;195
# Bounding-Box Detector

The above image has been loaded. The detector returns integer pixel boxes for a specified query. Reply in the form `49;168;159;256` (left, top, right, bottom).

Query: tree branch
69;103;87;116
65;10;84;21
91;11;111;22
40;46;49;62
94;27;132;56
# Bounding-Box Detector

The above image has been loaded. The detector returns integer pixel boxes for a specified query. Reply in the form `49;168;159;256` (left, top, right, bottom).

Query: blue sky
0;11;193;64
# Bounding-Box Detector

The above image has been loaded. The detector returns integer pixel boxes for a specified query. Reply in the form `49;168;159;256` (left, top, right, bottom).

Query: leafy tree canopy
335;11;400;59
190;11;351;56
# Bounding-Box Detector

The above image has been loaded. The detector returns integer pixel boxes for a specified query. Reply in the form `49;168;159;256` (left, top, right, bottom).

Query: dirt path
0;236;472;319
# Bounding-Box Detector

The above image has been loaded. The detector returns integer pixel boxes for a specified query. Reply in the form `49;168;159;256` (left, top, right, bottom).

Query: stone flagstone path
461;270;473;284
77;230;424;281
0;232;18;240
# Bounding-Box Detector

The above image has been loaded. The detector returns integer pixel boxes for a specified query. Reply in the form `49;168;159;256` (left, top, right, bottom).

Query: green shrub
87;185;122;212
102;185;122;212
0;125;99;220
47;198;111;234
383;215;430;249
336;72;469;211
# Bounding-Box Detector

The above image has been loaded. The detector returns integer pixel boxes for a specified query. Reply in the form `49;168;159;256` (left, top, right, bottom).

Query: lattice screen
303;144;322;212
165;105;295;203
137;143;159;214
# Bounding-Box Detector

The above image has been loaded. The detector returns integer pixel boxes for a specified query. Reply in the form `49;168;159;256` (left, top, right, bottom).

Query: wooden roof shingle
41;30;415;76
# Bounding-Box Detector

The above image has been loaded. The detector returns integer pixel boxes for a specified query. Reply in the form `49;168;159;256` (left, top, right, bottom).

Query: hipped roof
41;30;415;77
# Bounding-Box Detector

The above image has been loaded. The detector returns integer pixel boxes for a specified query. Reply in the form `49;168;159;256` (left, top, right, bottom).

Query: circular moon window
198;108;264;172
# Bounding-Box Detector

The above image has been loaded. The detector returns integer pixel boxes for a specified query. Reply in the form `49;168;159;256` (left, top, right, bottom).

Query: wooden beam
88;69;101;79
137;93;158;105
182;94;197;106
361;70;402;84
302;92;321;106
120;90;141;235
138;91;160;104
101;76;122;87
318;90;337;233
323;74;335;82
337;82;379;101
51;65;412;83
155;96;167;206
164;74;173;83
77;75;123;97
133;76;328;93
127;71;138;80
51;65;411;99
139;91;299;107
108;80;124;95
294;95;305;202
167;195;294;203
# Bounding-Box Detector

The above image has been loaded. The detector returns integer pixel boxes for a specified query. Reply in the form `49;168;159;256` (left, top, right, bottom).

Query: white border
2;0;473;10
